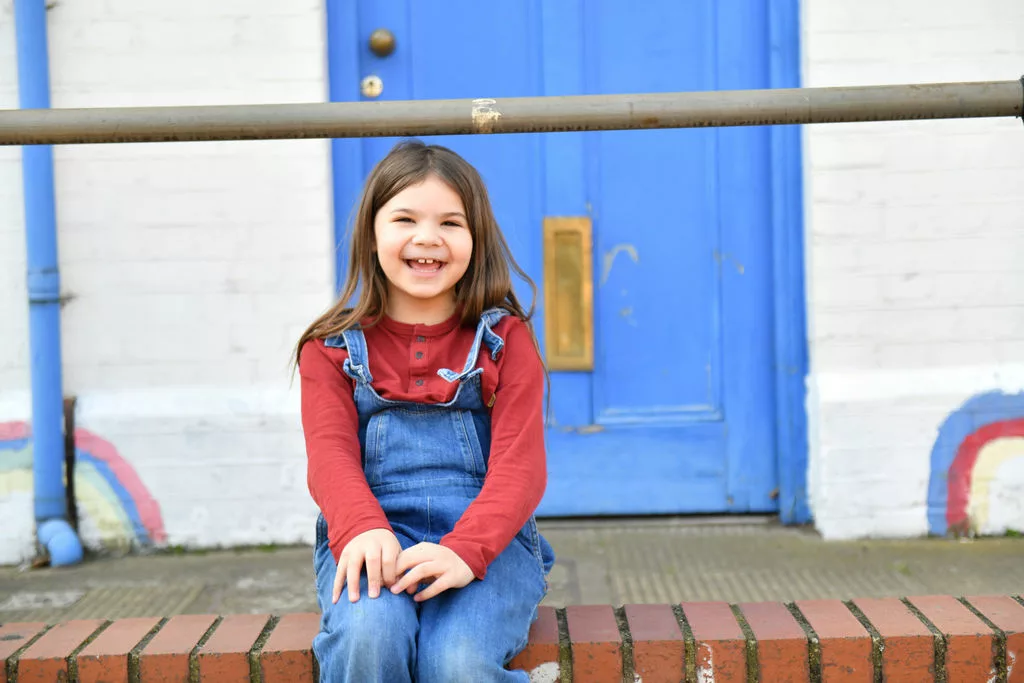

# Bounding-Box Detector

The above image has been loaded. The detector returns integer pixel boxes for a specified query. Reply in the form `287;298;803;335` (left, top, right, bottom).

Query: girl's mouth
406;258;446;273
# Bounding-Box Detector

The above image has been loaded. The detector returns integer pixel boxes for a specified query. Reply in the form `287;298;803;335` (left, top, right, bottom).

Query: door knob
369;28;396;57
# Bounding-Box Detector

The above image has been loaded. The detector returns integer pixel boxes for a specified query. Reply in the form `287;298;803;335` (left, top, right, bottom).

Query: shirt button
415;379;425;387
415;351;424;359
416;336;425;343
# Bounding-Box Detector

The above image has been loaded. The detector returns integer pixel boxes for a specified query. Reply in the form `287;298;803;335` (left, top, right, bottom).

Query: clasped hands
332;528;474;604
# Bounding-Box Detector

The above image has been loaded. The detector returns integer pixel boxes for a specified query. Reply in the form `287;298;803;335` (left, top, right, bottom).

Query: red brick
198;613;270;682
565;605;622;682
76;617;161;683
508;606;560;677
259;612;320;683
795;600;873;683
624;604;684;683
740;602;809;682
16;619;106;683
682;601;747;682
908;595;997;683
138;613;217;683
854;597;935;681
0;622;48;683
964;595;1024;683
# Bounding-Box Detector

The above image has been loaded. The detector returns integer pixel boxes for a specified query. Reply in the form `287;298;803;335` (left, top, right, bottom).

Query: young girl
296;139;556;682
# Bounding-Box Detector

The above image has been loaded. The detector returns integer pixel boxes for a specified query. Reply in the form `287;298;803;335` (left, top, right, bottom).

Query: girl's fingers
395;545;427;575
332;557;347;604
381;544;399;586
365;547;382;598
391;561;436;595
346;550;363;603
414;573;453;602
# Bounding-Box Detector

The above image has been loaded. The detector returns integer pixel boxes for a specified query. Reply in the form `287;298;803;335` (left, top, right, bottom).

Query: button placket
410;333;428;392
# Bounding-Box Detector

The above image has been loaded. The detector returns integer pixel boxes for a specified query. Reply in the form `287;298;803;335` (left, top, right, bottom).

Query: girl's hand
390;542;475;601
334;528;402;604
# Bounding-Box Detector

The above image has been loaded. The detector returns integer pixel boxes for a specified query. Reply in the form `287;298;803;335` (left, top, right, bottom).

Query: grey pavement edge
1;516;1022;622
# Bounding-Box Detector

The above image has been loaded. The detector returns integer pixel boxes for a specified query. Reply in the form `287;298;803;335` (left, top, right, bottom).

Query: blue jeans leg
312;538;419;683
415;534;547;682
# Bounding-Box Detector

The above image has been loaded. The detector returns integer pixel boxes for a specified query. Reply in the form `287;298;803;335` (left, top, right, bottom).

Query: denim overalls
312;308;556;683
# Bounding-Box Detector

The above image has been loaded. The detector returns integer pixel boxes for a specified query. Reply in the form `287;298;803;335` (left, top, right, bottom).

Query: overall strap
324;328;373;384
436;308;509;383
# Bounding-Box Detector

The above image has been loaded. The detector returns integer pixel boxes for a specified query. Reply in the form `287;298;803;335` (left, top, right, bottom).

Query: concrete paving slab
0;517;1021;624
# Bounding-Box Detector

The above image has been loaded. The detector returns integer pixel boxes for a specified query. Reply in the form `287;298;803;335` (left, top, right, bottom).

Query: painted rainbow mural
927;390;1024;536
0;421;166;547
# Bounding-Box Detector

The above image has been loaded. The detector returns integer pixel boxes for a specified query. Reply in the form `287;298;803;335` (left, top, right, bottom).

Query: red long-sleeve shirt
298;311;547;580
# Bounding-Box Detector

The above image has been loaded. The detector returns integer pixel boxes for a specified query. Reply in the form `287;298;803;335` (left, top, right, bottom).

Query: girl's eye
395;217;413;223
443;221;462;227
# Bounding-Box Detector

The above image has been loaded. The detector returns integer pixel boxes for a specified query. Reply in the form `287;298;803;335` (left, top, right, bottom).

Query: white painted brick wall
0;2;28;398
0;2;33;566
804;0;1024;538
0;0;333;562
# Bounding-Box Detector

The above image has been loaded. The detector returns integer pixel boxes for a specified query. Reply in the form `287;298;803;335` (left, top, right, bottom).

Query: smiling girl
295;139;555;682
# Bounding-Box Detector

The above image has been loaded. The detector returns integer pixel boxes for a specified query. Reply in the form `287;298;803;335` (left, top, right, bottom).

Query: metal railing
1;79;1021;146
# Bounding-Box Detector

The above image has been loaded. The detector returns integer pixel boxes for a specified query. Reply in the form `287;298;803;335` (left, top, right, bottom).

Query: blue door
327;0;779;517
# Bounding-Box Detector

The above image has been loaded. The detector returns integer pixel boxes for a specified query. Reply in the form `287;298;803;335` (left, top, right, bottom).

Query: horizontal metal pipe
1;79;1021;146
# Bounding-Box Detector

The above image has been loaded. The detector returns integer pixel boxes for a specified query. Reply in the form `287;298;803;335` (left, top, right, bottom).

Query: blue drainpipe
14;0;84;567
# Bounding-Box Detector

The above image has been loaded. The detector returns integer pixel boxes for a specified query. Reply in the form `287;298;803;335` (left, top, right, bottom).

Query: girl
296;139;556;682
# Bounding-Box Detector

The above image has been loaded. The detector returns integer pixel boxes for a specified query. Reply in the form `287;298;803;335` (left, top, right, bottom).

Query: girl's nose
411;223;443;245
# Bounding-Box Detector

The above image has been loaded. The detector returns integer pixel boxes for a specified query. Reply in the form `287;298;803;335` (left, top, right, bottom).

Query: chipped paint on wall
600;244;639;286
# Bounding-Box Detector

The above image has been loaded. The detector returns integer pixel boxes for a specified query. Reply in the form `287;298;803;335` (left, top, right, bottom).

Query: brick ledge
1;595;1021;681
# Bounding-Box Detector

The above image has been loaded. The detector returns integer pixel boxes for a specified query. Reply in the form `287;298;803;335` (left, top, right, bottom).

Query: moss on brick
671;603;697;683
189;616;222;683
844;600;883;683
65;620;111;682
4;624;53;683
730;604;759;683
958;597;1006;683
248;615;280;683
902;598;946;683
787;602;823;683
554;608;573;683
128;617;168;683
612;607;635;683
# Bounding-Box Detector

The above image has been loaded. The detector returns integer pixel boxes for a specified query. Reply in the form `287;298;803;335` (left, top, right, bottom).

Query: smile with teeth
406;257;446;273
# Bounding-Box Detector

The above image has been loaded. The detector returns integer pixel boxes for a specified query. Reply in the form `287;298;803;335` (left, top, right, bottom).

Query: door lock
360;74;384;99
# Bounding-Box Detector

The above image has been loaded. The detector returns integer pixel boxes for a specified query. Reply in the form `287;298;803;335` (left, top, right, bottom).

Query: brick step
1;595;1021;682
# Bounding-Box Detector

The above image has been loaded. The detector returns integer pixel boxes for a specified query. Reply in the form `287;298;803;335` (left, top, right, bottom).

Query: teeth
416;259;435;264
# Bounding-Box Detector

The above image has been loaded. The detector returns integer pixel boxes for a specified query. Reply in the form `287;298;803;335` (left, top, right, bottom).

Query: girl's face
373;174;473;323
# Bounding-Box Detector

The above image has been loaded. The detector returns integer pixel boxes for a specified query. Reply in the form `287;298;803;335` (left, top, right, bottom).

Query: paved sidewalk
1;516;1021;623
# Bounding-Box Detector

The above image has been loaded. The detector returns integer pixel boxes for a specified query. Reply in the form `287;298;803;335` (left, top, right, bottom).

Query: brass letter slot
543;216;594;371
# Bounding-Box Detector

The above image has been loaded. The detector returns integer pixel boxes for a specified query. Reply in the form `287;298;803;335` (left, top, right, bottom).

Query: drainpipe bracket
27;267;61;304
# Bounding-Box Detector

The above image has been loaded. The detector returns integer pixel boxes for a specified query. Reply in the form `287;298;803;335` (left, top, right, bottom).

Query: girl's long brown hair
294;139;543;372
